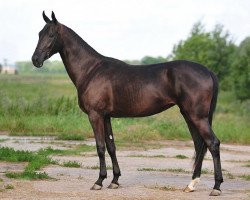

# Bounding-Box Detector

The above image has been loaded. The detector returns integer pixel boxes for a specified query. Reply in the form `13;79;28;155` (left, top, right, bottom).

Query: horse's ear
51;11;58;24
43;11;51;23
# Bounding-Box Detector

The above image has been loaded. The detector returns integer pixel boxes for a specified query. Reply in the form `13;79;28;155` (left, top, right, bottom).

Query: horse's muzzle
32;54;44;68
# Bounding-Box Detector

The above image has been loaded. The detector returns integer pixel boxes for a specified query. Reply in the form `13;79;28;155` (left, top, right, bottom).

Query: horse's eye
49;33;54;38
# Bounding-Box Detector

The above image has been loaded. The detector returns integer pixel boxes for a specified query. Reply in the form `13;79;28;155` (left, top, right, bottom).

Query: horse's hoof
183;185;194;193
108;183;119;189
90;184;102;190
209;189;221;196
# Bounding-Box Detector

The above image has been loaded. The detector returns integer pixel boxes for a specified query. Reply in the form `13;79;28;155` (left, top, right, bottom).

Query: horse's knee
208;139;220;156
97;146;105;158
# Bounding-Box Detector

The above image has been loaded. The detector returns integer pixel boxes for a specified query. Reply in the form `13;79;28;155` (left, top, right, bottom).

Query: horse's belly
110;98;175;118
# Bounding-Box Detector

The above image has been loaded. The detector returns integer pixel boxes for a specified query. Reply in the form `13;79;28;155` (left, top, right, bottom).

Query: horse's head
32;11;62;68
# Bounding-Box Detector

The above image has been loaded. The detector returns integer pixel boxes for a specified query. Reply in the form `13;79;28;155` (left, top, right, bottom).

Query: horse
32;11;223;196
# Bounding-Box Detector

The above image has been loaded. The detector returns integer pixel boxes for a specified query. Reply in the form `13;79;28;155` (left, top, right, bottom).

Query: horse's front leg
88;111;107;190
104;116;121;189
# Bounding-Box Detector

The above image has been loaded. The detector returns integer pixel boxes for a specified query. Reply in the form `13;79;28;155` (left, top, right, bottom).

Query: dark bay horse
32;12;223;196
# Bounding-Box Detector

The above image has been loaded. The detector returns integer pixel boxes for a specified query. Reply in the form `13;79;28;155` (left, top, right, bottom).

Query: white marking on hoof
109;135;113;140
108;183;119;189
184;178;200;192
90;184;102;190
209;189;221;196
183;185;194;192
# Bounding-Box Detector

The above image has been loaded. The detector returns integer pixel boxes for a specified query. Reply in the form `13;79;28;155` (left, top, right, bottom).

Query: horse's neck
59;25;103;87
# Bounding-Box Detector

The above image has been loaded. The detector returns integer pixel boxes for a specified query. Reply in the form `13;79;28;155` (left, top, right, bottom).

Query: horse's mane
64;25;103;58
63;25;127;65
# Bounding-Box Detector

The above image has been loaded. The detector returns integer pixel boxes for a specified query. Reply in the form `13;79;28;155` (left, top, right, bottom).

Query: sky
0;0;250;65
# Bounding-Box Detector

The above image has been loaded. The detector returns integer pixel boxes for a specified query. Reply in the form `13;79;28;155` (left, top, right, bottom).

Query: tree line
14;21;250;101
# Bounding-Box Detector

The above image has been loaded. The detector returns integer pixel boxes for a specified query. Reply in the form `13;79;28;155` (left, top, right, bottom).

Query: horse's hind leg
188;116;223;196
104;116;121;189
181;111;207;192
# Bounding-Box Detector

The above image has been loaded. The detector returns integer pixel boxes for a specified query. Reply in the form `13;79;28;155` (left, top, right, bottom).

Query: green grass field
0;74;249;144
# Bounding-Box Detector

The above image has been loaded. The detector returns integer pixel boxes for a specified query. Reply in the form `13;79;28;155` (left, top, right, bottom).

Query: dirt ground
0;135;250;200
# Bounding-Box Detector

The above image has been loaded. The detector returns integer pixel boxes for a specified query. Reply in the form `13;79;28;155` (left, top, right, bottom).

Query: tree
141;56;168;65
231;37;250;100
172;22;236;85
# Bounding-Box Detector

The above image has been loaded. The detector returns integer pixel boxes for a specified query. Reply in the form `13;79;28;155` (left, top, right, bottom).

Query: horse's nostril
32;55;38;63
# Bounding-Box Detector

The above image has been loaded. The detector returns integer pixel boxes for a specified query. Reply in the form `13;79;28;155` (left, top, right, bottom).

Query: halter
46;32;59;58
35;30;59;59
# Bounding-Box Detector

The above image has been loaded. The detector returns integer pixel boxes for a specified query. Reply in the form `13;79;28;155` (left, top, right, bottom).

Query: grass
201;168;210;174
145;184;177;191
137;167;189;173
225;172;235;179
62;161;81;168
240;175;250;181
0;145;95;180
175;154;188;159
4;184;14;190
6;171;50;180
243;163;250;167
0;145;94;180
84;165;112;170
56;133;85;141
37;145;95;156
168;168;188;173
137;167;247;180
0;147;54;180
0;74;249;144
128;154;166;158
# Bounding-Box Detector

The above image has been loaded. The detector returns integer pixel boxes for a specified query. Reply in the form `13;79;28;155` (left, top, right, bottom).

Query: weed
145;184;177;191
240;174;250;181
225;172;235;179
6;171;50;180
175;154;188;159
78;175;84;180
201;168;211;174
137;168;165;172
138;167;189;173
168;168;188;173
86;165;99;170
56;133;85;141
39;145;95;156
0;147;34;162
0;147;55;180
85;165;112;170
4;184;14;189
63;161;81;168
128;154;166;158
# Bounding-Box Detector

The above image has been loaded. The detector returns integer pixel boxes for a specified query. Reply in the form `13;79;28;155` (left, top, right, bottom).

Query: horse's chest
77;89;111;114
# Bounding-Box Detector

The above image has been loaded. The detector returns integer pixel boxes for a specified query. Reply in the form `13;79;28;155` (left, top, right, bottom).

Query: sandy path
0;137;250;199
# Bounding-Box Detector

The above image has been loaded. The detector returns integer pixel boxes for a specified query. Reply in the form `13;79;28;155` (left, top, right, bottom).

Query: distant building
0;65;18;74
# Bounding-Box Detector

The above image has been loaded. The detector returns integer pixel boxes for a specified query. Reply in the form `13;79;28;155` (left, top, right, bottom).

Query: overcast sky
0;0;250;64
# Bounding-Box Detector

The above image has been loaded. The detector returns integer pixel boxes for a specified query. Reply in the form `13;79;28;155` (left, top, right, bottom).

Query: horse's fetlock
100;172;107;179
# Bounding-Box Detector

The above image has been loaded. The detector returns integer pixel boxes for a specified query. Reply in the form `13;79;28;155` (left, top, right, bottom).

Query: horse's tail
208;71;219;126
193;71;218;170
